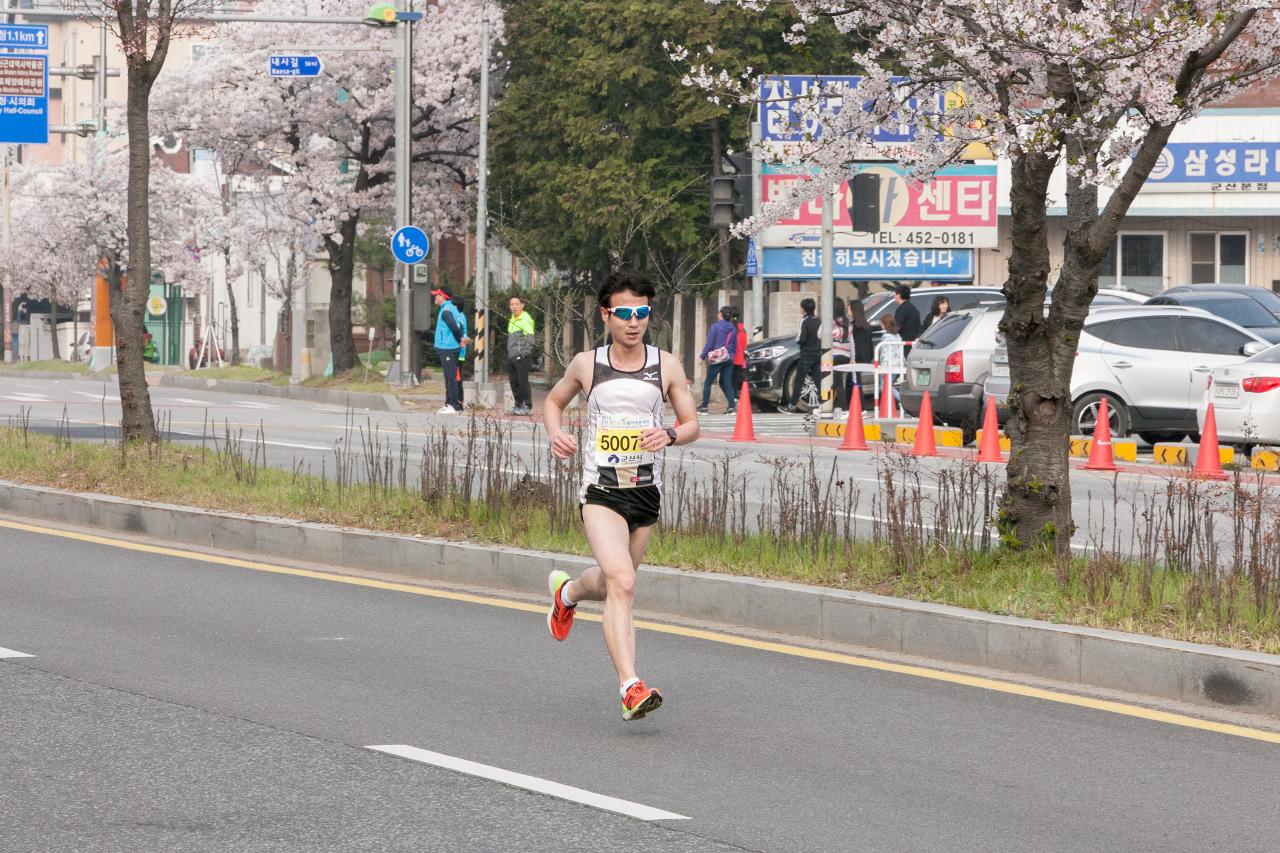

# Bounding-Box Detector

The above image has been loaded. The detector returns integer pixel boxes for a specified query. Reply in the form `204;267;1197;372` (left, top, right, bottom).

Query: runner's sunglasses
603;305;652;321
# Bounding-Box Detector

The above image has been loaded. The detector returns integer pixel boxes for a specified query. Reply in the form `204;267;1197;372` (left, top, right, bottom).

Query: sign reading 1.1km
0;24;48;145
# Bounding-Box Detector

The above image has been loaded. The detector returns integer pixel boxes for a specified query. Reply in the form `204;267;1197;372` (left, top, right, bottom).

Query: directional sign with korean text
762;247;973;281
0;24;48;50
759;163;997;249
269;54;323;78
1144;142;1280;193
0;54;47;144
390;226;430;265
757;75;957;161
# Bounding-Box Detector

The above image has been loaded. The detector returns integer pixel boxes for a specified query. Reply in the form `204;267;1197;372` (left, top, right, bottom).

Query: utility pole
750;120;763;338
473;16;490;384
393;0;415;383
820;181;834;415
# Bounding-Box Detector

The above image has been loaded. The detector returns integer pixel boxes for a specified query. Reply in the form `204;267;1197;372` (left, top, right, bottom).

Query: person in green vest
506;295;537;415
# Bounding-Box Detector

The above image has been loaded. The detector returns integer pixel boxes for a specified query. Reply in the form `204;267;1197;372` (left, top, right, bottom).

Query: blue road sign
0;24;48;50
269;54;323;78
391;226;430;265
0;54;47;144
745;239;758;276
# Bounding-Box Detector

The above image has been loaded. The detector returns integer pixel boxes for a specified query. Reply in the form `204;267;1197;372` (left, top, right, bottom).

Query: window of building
246;271;255;307
1098;233;1164;295
1189;232;1247;284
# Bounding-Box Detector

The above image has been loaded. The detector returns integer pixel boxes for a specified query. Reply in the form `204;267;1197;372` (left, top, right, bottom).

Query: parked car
745;285;1005;411
984;306;1270;441
1160;283;1280;321
1199;343;1280;451
1145;289;1280;344
899;305;1004;436
1046;287;1148;306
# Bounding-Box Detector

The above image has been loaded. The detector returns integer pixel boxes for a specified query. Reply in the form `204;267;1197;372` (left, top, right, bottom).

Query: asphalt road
0;374;1252;554
2;522;1279;851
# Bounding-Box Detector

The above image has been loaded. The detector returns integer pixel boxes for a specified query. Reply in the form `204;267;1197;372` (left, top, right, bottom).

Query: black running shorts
580;484;661;532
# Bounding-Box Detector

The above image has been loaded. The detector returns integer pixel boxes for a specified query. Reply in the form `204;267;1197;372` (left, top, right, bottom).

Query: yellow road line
3;515;1279;746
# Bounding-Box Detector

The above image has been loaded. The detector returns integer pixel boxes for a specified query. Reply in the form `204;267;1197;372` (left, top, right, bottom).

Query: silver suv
900;305;1004;436
985;305;1269;441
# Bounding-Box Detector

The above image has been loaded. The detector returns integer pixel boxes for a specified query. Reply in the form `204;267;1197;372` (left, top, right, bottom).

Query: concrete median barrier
2;479;1279;720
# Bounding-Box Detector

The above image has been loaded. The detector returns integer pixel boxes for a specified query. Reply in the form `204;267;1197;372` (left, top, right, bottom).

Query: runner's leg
576;505;640;683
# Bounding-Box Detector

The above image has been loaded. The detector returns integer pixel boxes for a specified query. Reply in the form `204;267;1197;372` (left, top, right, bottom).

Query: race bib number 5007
594;416;654;468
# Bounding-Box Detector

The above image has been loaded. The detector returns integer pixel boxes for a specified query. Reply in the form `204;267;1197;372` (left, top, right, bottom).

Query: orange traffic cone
878;372;895;419
838;384;869;451
1084;397;1117;472
1191;403;1228;480
911;392;938;457
730;380;756;443
976;396;1004;463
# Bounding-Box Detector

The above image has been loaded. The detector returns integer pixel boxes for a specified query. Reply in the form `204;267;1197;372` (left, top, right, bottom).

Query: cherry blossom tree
88;0;218;441
153;0;500;372
0;144;214;367
680;1;1280;552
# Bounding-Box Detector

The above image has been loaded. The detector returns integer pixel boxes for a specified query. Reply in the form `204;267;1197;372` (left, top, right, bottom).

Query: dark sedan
1145;289;1280;344
746;285;1005;410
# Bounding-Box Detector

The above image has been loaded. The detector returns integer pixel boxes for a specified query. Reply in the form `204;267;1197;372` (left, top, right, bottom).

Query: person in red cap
432;289;470;414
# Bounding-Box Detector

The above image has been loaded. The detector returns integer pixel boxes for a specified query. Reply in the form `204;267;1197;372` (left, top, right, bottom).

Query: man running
542;270;699;721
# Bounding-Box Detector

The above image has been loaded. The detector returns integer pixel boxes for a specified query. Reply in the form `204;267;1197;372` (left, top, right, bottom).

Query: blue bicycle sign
390;226;430;265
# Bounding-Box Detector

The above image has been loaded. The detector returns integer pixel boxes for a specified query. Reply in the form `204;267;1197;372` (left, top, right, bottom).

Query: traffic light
710;152;753;228
710;175;738;228
849;172;881;233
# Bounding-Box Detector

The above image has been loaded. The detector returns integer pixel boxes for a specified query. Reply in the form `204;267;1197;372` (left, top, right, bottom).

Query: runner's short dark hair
895;284;912;300
598;270;656;309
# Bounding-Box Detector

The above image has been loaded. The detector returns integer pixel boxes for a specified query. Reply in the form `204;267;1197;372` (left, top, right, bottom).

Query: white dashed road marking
367;745;690;821
0;646;34;659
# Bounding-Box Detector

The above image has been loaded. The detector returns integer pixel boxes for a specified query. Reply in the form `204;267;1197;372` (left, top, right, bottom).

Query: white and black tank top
582;345;665;492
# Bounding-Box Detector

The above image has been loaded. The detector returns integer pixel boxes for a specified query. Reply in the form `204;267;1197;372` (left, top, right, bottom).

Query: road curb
157;374;402;412
0;368;114;382
2;479;1278;719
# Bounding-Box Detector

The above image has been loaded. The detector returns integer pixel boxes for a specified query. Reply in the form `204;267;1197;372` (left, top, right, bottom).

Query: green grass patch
6;359;97;374
191;365;280;382
0;428;1276;654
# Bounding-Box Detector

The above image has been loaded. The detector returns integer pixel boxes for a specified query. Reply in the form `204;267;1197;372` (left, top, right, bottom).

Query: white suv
985;306;1269;441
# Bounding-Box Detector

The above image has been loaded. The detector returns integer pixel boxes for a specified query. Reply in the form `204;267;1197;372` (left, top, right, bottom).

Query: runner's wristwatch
663;426;678;449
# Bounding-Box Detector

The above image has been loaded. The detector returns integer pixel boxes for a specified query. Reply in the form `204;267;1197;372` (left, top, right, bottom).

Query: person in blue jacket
432;289;471;414
697;305;737;414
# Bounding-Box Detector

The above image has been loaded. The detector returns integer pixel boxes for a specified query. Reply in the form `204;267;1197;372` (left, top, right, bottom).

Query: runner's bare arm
640;351;699;451
543;352;589;459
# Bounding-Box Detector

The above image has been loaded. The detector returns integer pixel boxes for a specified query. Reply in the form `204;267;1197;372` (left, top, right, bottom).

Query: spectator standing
731;310;748;395
783;297;822;414
878;314;905;406
848;298;875;410
13;294;28;361
432;289;471;415
506;295;537;415
922;295;950;332
697;306;738;414
830;297;850;413
893;285;922;343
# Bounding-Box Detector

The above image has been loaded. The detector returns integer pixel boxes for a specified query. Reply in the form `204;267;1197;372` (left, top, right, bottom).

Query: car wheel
1137;431;1187;445
1072;392;1130;437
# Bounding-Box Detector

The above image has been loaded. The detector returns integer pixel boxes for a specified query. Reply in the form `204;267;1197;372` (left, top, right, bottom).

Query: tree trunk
48;292;60;360
224;248;241;365
115;72;158;443
998;150;1067;552
325;214;359;372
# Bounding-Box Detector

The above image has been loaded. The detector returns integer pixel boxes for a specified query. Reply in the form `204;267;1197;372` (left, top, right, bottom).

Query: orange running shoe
547;570;576;641
621;680;663;721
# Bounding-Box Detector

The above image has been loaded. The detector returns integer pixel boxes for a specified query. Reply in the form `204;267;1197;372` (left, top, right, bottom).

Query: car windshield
1193;298;1276;328
1249;343;1280;364
914;313;969;348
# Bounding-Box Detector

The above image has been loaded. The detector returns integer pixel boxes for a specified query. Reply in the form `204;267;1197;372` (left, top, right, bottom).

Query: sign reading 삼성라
759;163;997;249
762;247;973;282
0;54;47;144
1144;142;1280;192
